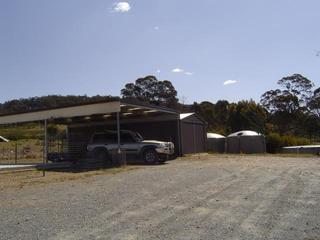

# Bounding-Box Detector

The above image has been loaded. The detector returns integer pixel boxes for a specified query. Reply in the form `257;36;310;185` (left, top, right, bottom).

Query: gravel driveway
1;155;320;240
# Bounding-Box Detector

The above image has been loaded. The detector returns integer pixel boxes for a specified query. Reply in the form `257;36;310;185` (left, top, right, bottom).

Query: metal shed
226;130;266;154
179;113;207;154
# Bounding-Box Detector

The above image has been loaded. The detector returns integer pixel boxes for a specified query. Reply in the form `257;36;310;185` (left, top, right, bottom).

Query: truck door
120;132;139;155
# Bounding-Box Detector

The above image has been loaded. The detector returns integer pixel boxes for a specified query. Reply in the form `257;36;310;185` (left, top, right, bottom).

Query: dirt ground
1;154;320;240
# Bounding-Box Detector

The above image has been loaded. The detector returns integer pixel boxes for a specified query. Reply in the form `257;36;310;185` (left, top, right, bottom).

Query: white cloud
223;80;238;85
184;72;193;75
154;26;159;30
156;69;161;73
113;2;131;12
172;68;184;73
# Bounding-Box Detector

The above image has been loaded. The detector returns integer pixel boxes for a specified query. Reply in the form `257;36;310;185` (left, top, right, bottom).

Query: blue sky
1;0;320;104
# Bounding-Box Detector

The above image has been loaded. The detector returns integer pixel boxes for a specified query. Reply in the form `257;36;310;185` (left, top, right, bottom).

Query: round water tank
226;130;266;154
207;133;226;153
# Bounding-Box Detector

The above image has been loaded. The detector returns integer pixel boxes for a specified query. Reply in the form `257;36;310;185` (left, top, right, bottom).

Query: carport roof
0;99;179;125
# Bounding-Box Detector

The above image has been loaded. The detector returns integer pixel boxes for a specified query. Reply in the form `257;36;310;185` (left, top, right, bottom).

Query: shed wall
180;122;206;154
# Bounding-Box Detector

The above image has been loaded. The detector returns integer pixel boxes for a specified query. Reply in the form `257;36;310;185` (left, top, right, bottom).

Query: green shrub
0;124;66;140
266;132;310;153
266;133;281;153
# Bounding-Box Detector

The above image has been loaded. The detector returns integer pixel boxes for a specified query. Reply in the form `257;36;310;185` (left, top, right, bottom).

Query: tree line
121;74;320;138
120;74;320;151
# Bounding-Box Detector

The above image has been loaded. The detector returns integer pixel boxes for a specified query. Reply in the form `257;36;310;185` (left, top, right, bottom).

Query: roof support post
14;140;18;164
14;123;18;164
116;112;124;165
116;112;121;154
42;119;47;177
177;116;182;156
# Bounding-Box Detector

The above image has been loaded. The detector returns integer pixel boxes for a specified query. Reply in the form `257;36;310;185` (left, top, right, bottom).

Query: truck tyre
93;149;110;163
143;149;158;164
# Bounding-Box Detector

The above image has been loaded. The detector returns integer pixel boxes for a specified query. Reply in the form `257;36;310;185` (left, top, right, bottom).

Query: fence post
15;140;18;164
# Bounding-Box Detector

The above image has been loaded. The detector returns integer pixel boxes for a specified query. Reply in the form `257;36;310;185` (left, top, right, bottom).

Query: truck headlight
159;143;166;148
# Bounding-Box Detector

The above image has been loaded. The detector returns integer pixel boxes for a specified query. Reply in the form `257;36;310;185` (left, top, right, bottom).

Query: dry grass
0;139;43;164
0;166;141;191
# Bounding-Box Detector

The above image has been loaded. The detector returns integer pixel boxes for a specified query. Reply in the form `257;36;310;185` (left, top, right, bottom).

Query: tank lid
207;133;225;138
228;130;261;137
180;113;195;120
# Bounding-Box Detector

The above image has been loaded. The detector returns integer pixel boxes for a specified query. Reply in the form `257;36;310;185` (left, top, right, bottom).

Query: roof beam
0;101;121;125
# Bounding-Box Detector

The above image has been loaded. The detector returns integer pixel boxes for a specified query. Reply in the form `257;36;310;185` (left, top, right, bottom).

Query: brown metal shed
179;113;207;154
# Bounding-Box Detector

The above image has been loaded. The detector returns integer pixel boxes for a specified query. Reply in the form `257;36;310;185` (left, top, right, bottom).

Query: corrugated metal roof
0;100;179;125
0;101;121;125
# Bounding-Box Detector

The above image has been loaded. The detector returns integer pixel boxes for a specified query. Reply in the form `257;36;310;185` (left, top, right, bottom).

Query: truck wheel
143;149;158;164
93;149;110;163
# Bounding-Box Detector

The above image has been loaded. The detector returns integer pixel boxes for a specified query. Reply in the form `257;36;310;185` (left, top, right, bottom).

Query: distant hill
0;95;119;115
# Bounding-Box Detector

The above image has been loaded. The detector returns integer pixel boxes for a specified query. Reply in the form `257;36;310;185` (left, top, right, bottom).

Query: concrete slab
282;145;320;154
0;164;36;170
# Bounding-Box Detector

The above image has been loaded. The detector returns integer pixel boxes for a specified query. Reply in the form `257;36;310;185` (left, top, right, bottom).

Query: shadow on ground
36;159;169;173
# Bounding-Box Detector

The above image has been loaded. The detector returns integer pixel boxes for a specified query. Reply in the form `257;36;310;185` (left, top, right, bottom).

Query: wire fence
0;133;153;167
0;135;69;165
0;139;43;164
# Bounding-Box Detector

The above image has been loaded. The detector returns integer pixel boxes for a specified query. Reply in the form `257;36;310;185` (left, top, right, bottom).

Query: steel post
43;119;47;177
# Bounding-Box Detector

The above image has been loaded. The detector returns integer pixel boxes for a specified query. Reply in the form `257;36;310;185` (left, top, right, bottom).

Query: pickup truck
87;130;175;164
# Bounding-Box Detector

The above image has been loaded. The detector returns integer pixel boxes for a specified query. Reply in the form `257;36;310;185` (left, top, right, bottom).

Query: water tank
207;133;226;153
226;130;266;154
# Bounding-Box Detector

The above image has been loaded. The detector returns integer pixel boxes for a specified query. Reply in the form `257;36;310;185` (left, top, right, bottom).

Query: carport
0;99;207;170
0;99;178;162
